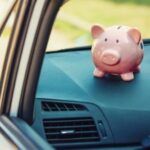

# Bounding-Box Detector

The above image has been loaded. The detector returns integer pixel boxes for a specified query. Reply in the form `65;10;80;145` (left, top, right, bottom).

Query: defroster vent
43;117;100;144
42;101;87;111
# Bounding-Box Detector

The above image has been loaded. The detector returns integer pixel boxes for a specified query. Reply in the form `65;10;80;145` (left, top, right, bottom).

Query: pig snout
101;50;120;65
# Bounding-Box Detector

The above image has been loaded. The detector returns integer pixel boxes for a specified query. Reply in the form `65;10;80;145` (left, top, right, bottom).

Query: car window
0;0;18;80
46;0;150;51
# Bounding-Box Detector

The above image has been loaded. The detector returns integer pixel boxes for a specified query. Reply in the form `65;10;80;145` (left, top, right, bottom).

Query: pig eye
116;39;119;43
104;38;107;42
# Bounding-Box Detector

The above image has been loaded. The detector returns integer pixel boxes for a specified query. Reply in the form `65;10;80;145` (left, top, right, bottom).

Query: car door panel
0;115;54;150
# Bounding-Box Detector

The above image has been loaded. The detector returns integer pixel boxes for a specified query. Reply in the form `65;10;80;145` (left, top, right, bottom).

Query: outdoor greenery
53;0;150;46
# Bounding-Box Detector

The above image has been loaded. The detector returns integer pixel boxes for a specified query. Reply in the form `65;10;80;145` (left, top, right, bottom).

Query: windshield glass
47;0;150;51
0;0;18;79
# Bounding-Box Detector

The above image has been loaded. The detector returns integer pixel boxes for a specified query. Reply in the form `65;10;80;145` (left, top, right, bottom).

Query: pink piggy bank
91;25;144;81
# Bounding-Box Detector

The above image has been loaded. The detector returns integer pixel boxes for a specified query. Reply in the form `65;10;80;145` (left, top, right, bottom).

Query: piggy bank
91;25;144;81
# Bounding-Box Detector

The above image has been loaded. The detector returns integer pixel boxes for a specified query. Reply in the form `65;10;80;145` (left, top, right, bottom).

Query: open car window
47;0;150;51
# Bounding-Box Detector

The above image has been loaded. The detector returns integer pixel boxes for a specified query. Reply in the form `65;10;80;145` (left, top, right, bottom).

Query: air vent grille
43;117;100;144
42;101;87;111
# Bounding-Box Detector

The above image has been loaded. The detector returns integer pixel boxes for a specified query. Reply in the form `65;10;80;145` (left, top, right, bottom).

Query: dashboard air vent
43;117;100;144
42;101;87;111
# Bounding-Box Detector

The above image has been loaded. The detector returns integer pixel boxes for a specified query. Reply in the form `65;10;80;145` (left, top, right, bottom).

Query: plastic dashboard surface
35;43;150;149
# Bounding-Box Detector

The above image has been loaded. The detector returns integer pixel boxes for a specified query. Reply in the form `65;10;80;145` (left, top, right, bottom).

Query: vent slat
44;124;96;129
46;134;99;140
45;130;98;135
62;103;68;111
47;136;99;141
43;118;93;123
47;136;100;143
55;103;60;111
43;117;100;144
42;101;87;112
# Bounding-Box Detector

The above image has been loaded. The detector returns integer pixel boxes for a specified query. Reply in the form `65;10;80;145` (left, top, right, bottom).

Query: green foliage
55;20;88;40
108;0;150;6
54;0;150;45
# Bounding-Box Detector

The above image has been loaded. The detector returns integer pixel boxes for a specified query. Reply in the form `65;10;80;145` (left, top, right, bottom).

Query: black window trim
0;0;32;114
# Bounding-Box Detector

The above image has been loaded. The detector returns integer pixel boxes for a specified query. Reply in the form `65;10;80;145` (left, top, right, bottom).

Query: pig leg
121;72;134;81
94;68;105;77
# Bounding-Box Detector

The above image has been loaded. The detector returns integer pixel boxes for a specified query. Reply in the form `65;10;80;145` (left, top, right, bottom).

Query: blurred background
0;0;150;51
48;0;150;50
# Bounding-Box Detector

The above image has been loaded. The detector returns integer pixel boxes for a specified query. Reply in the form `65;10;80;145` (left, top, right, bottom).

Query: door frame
0;0;65;124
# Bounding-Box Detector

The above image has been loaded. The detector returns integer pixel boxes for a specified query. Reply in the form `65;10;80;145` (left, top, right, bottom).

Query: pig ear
91;24;104;39
128;28;141;44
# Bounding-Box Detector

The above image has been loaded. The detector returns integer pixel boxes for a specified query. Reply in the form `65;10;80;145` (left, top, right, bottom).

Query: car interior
31;1;150;149
31;39;150;150
1;0;150;150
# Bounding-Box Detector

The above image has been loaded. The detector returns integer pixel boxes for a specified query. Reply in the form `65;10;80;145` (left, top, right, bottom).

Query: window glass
47;0;150;51
0;0;18;79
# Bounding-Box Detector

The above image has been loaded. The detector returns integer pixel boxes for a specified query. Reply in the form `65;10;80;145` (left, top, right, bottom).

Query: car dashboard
33;42;150;150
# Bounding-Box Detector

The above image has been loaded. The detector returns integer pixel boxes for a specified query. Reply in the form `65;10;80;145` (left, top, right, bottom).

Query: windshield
46;0;150;51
